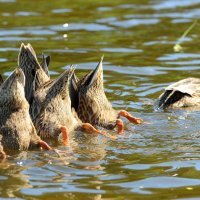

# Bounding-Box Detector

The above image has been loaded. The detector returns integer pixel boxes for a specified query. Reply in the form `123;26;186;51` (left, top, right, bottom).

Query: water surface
1;0;200;199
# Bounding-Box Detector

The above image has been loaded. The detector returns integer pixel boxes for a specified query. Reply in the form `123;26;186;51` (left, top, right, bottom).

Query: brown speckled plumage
20;44;78;143
0;68;51;158
18;43;50;104
77;58;118;129
31;68;80;140
17;44;118;143
76;58;143;134
31;67;115;141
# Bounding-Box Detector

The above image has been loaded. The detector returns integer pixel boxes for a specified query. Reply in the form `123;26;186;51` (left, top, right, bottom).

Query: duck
18;43;71;145
72;57;143;134
24;44;115;145
158;78;200;109
0;68;52;159
31;67;116;143
31;68;75;145
18;43;50;104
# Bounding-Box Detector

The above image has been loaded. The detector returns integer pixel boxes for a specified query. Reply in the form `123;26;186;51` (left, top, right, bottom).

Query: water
1;0;200;199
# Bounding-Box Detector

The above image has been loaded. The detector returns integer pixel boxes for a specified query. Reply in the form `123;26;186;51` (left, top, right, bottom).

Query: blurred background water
1;0;200;199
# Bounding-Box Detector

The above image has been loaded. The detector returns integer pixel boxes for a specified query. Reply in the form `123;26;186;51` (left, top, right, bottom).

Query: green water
1;0;200;199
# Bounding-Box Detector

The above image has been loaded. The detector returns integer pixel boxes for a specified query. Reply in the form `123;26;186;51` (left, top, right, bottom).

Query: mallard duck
23;45;115;145
158;78;200;109
0;68;51;159
18;43;50;104
18;43;70;145
31;68;75;145
31;67;115;143
74;57;143;134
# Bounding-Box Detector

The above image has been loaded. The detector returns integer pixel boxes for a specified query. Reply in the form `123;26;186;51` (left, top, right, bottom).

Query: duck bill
87;56;104;88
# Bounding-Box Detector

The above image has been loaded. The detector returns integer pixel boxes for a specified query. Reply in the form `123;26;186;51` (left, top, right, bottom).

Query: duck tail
40;54;50;76
69;66;79;111
158;90;190;109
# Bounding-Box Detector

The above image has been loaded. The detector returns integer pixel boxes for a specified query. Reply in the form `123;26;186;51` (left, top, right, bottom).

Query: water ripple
49;23;113;31
110;176;200;194
0;0;200;199
151;0;200;10
109;19;160;28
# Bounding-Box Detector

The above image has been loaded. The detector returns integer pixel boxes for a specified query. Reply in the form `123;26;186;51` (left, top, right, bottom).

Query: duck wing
158;78;200;109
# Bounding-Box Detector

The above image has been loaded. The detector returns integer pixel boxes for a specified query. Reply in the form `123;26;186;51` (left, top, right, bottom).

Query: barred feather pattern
31;69;80;139
18;44;41;103
0;69;41;151
77;67;118;130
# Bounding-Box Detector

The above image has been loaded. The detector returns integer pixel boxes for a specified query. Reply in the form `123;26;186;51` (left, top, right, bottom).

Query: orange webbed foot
39;140;52;150
118;110;143;124
82;123;117;140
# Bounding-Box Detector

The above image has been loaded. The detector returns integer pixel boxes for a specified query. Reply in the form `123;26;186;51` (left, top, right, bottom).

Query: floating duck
18;43;50;104
73;57;143;134
31;68;75;146
18;43;70;145
20;44;115;146
32;67;116;143
158;78;200;109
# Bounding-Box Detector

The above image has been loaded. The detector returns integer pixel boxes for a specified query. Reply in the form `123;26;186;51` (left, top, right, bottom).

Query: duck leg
118;110;143;124
38;140;52;150
116;119;124;134
37;126;69;147
82;123;117;140
59;126;69;146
